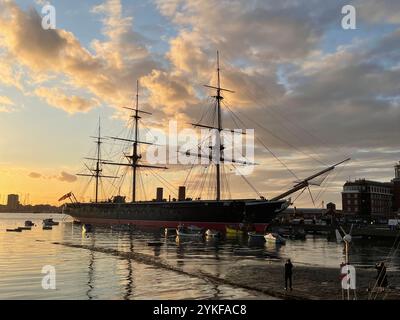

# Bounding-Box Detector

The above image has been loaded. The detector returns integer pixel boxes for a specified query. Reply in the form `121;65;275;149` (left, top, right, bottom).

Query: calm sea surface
0;212;399;300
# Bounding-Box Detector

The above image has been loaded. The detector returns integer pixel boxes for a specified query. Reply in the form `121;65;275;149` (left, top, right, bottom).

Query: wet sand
224;262;400;300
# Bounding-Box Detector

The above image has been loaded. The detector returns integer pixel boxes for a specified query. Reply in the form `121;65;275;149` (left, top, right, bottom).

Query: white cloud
0;0;158;113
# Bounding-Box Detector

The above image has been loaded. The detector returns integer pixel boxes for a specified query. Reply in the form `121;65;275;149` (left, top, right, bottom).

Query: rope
224;98;327;167
222;100;300;180
369;233;400;300
232;164;263;198
221;57;349;163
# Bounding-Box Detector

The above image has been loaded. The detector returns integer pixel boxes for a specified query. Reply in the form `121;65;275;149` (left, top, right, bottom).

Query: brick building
342;162;400;216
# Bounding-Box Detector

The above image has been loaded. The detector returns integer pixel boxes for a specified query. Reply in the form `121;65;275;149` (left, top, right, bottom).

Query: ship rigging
63;52;350;231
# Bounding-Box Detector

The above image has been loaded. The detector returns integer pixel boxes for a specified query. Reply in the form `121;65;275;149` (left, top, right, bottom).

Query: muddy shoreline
54;242;400;300
224;263;400;300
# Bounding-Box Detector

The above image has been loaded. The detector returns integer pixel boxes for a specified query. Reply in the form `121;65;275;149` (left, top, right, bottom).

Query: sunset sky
0;0;399;206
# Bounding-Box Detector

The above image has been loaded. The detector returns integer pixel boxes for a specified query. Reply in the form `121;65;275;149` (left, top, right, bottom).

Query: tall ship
62;53;349;232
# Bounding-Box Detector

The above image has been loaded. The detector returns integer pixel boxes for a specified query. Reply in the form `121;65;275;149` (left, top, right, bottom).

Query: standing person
284;259;293;291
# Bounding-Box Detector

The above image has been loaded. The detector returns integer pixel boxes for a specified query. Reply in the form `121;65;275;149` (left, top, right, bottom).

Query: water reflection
87;250;95;299
2;213;400;300
175;238;187;268
124;232;134;300
86;230;96;300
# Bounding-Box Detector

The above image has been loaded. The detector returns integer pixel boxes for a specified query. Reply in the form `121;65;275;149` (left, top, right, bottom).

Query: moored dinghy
164;227;177;237
247;232;265;241
264;233;286;245
24;220;34;227
176;225;204;237
205;229;221;238
17;226;32;231
226;226;244;236
42;218;59;226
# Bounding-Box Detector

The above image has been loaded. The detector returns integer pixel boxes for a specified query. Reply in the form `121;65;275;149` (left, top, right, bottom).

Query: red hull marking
71;217;268;233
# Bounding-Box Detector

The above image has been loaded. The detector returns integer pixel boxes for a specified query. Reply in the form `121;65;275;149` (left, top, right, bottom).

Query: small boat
264;233;286;245
164;227;177;237
82;224;92;233
17;226;32;231
24;220;34;227
176;225;204;237
42;218;59;226
248;232;265;240
42;225;52;230
205;229;221;238
6;228;22;232
226;226;244;236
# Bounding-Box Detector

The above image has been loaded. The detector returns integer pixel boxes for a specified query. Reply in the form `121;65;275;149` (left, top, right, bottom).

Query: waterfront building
342;163;400;216
342;180;393;216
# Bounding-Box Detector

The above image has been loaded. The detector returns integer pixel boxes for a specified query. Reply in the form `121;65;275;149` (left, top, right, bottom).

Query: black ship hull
64;199;289;232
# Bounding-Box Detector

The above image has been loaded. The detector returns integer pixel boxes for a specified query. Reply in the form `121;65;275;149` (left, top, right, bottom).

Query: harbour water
0;213;399;300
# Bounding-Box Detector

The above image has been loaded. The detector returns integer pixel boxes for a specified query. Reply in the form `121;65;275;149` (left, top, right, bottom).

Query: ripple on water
1;213;398;299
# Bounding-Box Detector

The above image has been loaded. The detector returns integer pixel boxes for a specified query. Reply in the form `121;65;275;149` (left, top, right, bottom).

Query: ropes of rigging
139;170;147;201
147;168;178;198
223;100;300;180
221;57;349;163
231;164;263;198
223;98;326;168
369;231;400;300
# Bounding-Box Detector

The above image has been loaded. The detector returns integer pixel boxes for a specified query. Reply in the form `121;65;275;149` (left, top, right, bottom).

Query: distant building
326;202;337;215
282;204;342;220
7;194;19;210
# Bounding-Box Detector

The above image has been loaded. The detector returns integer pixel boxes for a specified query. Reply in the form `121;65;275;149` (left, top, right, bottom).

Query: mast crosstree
191;51;239;201
77;119;119;203
104;80;167;203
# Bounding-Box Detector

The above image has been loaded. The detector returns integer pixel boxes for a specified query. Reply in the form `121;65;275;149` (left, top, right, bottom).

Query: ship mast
206;51;235;201
132;80;139;202
215;51;222;201
77;118;119;203
95;120;101;202
185;54;350;203
104;80;167;203
189;52;248;201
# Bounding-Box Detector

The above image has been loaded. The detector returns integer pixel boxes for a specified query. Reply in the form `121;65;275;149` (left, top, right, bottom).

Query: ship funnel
178;186;186;201
156;187;163;201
